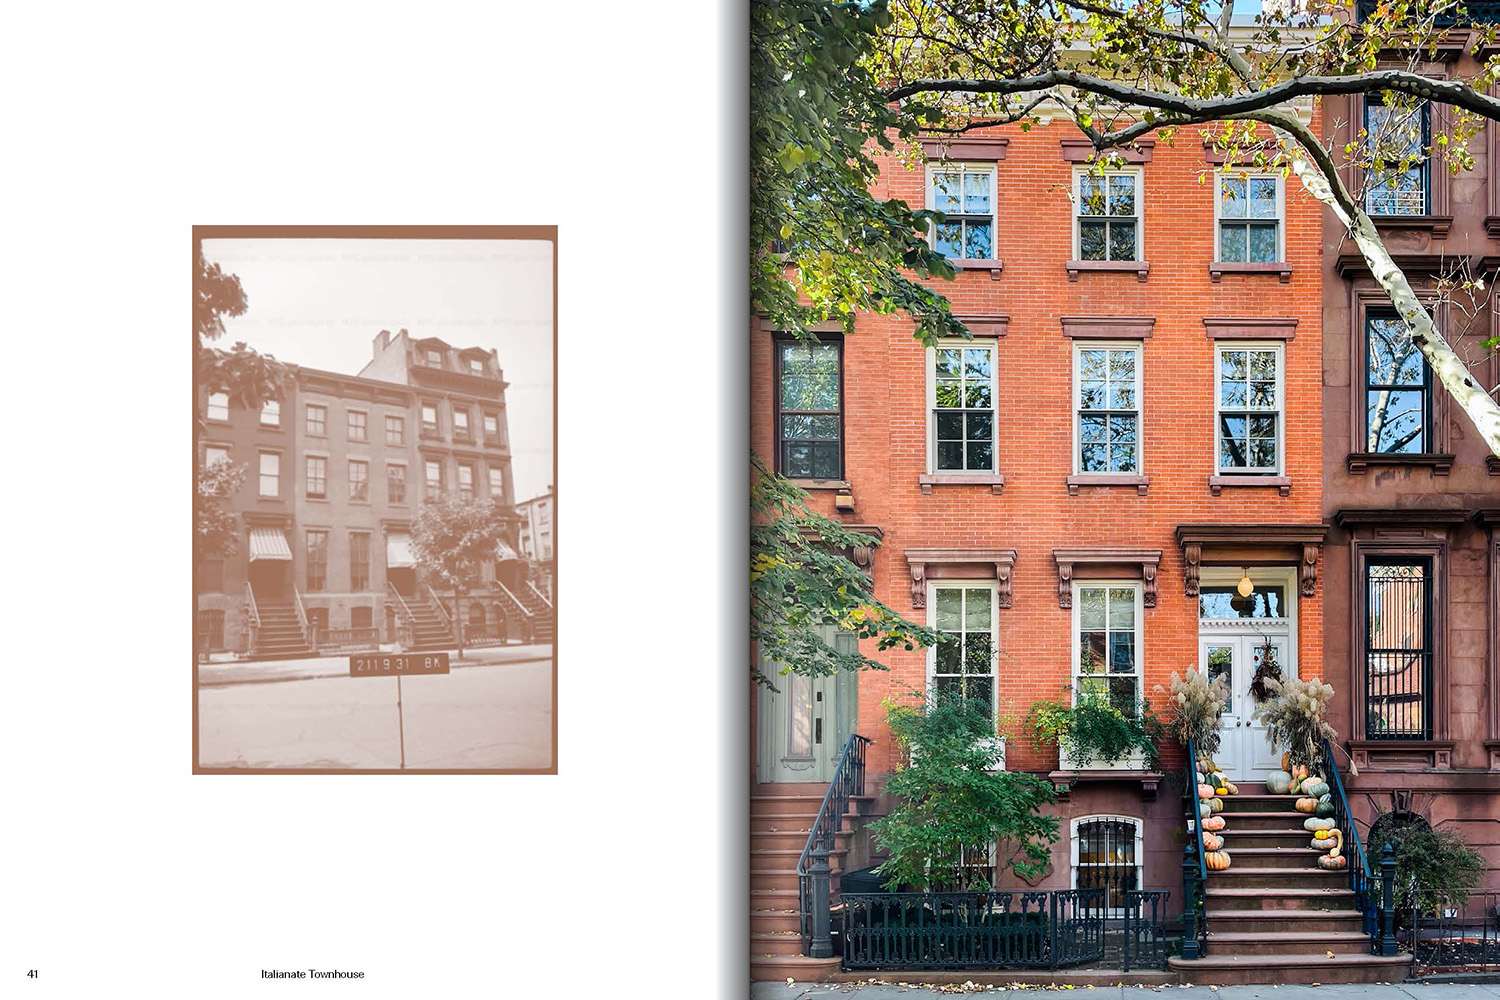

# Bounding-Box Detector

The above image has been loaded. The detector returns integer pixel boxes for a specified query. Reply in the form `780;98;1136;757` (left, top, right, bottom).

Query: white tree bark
1285;144;1500;460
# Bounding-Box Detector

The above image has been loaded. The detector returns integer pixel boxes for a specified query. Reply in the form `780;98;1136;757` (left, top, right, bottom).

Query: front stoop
1168;953;1413;985
749;955;840;982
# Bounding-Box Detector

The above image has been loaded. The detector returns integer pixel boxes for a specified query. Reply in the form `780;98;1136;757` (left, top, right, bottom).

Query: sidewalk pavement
753;982;1500;1000
197;643;553;687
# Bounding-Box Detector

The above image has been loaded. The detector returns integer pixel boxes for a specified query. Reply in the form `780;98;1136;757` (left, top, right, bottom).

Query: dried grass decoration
1252;676;1338;772
1159;668;1231;760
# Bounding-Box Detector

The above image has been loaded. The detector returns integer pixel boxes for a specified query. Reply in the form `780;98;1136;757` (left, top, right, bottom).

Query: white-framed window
928;582;998;721
468;357;486;376
1364;97;1429;216
204;445;230;468
928;341;997;473
1073;343;1142;474
258;452;279;498
927;163;996;260
426;348;443;367
1071;815;1143;913
1215;343;1284;474
1074;167;1142;261
1216;172;1284;263
453;409;471;437
488;466;504;498
1071;582;1142;710
260;399;280;427
206;391;229;422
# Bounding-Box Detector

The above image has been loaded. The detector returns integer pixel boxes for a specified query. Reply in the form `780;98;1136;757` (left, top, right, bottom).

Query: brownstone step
1208;867;1347;889
1205;908;1367;934
750;931;805;957
1217;829;1316;849
751;795;828;817
1219;846;1325;869
1214;811;1319;831
1216;794;1315;813
1169;952;1411;985
750;909;801;934
752;869;803;892
1205;930;1371;957
750;954;840;983
1205;886;1356;911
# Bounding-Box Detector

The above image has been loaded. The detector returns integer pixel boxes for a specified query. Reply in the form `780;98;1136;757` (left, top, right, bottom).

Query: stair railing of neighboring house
387;583;415;649
495;580;535;632
1323;737;1397;955
524;581;553;612
425;583;457;642
242;583;261;657
798;732;871;959
293;585;313;652
1181;737;1208;960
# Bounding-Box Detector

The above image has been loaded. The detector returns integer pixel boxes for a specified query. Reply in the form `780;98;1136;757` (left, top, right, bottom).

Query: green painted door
756;629;858;784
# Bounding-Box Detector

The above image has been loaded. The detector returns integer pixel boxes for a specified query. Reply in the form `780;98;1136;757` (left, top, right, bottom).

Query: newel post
809;839;833;959
1379;842;1398;956
1180;840;1201;960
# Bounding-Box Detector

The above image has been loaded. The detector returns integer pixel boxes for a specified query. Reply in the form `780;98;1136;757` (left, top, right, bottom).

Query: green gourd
1316;801;1336;817
1304;781;1330;799
1303;816;1336;832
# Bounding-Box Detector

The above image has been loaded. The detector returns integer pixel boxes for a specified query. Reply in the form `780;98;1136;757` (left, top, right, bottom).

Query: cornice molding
1051;548;1162;609
906;548;1018;610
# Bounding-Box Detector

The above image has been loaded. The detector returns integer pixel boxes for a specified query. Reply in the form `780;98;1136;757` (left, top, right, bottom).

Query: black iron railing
797;733;870;956
1403;889;1500;974
1322;737;1399;955
313;627;381;654
1122;890;1172;972
1180;737;1209;959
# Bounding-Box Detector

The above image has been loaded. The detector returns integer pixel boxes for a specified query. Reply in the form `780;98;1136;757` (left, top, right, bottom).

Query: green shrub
1025;692;1162;770
1369;823;1485;916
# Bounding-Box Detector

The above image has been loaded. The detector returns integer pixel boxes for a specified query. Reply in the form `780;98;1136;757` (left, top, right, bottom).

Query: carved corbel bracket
1183;542;1203;598
909;560;927;609
905;548;1019;611
1052;548;1162;609
1300;543;1319;597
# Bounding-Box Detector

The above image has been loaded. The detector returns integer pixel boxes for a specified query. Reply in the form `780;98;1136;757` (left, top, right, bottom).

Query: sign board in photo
349;653;451;677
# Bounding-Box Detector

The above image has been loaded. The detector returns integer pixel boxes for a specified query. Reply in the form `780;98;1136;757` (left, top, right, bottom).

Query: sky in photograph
201;237;554;502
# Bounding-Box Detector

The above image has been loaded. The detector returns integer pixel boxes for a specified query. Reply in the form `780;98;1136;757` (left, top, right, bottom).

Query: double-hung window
1364;97;1429;216
1216;345;1283;474
387;463;406;504
1074;344;1141;473
1365;313;1430;453
347;410;367;442
425;460;442;497
421;404;439;436
349;532;370;591
206;391;229;422
1364;558;1433;739
1217;174;1282;262
488;467;504;499
483;413;499;441
457;463;474;500
306;456;327;499
775;339;842;479
305;530;328;591
453;410;471;440
930;343;996;472
306;404;327;436
468;358;486;376
929;584;997;720
260;399;280;427
928;164;995;260
204;445;230;468
386;415;405;446
1073;583;1141;710
1076;169;1140;261
348;459;369;502
258;452;279;498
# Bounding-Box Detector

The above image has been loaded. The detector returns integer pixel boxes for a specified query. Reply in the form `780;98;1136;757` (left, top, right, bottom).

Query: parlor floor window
1365;559;1433;740
931;585;997;719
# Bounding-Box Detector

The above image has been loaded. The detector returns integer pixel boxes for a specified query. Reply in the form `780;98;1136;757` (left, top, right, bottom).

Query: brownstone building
196;329;554;658
1321;8;1500;878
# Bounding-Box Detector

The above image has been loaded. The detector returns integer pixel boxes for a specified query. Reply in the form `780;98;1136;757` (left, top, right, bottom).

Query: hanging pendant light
1236;568;1254;597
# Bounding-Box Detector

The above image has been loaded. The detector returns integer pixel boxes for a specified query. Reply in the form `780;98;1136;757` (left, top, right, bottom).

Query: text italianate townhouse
751;63;1500;984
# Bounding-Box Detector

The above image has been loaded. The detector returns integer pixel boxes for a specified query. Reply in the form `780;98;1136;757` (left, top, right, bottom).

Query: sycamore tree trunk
1284;140;1500;459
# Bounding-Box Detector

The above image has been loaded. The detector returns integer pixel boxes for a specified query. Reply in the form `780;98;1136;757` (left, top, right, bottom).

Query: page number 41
26;971;37;979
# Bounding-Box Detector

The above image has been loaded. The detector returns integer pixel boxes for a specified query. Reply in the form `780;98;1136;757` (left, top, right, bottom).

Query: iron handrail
1181;737;1208;959
244;582;260;629
495;580;535;621
1323;737;1378;947
525;581;553;611
386;583;415;647
1186;738;1207;884
797;732;871;953
292;585;312;648
425;584;453;626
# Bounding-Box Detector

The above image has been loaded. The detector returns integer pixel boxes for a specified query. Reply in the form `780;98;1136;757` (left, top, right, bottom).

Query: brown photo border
192;224;559;775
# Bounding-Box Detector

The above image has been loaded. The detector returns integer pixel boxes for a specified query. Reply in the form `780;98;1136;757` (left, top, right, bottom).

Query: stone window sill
785;478;850;491
1347;739;1457;771
1347;453;1455;476
1370;214;1452;239
1047;769;1162;800
1209;261;1293;283
951;258;1004;280
1067;473;1149;496
918;473;1005;495
1210;474;1291;497
1066;260;1149;282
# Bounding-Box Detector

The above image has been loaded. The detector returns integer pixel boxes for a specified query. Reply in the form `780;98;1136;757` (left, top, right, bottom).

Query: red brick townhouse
750;109;1331;976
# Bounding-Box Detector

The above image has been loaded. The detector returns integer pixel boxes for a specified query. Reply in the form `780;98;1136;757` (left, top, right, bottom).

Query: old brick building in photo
196;328;555;659
751;92;1498;981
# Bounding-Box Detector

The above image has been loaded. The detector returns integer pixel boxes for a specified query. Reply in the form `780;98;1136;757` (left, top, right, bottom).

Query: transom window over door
1075;345;1140;473
1217;174;1282;262
1365;559;1433;740
931;343;995;472
930;585;997;720
1217;346;1283;473
775;340;842;479
1076;170;1140;260
929;164;995;260
1364;98;1429;216
1074;584;1141;709
1365;314;1430;453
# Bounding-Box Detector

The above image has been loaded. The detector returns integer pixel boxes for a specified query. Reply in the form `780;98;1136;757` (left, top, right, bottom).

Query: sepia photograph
192;225;556;774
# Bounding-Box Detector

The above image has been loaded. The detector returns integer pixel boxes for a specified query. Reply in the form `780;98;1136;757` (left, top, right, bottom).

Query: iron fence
1403;890;1500;975
314;627;382;654
840;887;1169;971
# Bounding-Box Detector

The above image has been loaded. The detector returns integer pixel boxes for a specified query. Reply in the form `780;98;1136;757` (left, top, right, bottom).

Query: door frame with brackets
1196;566;1298;782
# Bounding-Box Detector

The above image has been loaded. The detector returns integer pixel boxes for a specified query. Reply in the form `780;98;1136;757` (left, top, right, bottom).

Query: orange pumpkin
1202;832;1224;851
1200;814;1226;832
1295;797;1319;814
1205;850;1231;870
1197;783;1216;799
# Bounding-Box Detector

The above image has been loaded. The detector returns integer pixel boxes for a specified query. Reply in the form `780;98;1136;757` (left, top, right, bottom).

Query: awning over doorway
387;532;415;569
248;527;293;562
495;538;521;562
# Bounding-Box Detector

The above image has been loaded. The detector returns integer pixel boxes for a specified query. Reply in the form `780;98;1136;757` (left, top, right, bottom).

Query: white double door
1198;627;1292;782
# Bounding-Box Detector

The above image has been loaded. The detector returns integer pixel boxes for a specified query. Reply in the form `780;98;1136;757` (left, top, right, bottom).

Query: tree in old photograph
410;496;512;658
